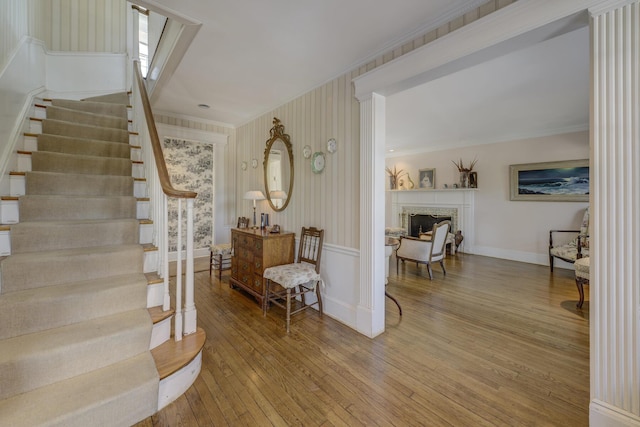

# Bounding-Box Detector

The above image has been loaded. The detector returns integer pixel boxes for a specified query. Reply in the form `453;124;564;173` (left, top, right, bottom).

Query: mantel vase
459;171;470;188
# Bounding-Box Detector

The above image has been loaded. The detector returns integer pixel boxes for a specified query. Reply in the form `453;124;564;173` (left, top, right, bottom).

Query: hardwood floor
135;253;589;426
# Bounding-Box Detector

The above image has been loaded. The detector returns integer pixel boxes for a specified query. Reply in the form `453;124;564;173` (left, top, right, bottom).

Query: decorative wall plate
311;152;325;174
303;145;312;159
251;158;258;168
241;161;247;170
327;138;337;153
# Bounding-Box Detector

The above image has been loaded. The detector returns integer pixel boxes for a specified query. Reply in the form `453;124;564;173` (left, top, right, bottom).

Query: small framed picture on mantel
419;168;435;189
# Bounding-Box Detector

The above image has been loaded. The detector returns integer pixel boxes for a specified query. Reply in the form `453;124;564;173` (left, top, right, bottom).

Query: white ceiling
146;1;589;154
147;0;488;125
385;26;590;156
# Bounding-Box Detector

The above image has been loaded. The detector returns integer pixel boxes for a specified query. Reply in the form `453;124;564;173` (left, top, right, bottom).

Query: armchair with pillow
549;207;589;272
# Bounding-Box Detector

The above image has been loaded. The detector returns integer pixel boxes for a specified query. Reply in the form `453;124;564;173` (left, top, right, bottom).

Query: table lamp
244;190;265;228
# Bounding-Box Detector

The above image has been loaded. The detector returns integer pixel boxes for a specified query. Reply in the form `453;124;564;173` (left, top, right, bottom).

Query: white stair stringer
150;315;171;350
158;351;202;410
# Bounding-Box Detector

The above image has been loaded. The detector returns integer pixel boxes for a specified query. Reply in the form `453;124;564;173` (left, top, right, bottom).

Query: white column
590;1;640;425
357;94;386;338
183;198;197;335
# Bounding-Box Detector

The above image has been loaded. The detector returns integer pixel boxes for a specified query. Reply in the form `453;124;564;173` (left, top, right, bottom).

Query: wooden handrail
133;60;197;199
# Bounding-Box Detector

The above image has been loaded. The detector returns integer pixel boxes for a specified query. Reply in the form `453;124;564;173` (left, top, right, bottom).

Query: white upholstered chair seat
574;256;590;279
210;243;232;256
263;262;322;290
550;244;589;263
574;256;590;308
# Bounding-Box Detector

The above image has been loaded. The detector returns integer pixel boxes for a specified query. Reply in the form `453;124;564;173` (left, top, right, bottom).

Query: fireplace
400;206;459;236
388;189;475;253
408;214;452;237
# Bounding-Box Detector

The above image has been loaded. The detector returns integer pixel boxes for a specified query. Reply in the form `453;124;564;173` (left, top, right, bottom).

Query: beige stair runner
0;93;159;426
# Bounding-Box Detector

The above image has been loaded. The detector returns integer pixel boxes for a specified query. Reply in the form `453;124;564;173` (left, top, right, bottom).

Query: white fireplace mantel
388;189;476;253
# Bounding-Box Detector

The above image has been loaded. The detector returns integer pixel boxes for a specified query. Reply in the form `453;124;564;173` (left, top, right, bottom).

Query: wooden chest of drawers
230;228;295;304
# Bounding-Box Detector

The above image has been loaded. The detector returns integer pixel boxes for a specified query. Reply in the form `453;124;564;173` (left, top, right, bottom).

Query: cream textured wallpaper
235;0;515;249
0;0;28;72
29;0;127;52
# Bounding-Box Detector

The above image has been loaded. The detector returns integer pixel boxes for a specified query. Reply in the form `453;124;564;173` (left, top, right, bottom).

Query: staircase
0;94;203;426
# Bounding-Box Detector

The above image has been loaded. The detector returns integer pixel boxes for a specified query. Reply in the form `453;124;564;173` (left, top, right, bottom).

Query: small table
385;236;402;315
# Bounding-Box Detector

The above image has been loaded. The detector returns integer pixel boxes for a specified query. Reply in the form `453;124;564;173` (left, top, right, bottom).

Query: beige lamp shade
269;190;287;200
244;190;265;207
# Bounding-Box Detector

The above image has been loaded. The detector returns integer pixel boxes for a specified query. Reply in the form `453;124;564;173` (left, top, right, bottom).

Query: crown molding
353;0;607;101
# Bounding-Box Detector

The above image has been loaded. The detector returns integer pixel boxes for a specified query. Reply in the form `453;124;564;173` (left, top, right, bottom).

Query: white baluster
174;199;183;341
183;198;197;335
162;194;170;311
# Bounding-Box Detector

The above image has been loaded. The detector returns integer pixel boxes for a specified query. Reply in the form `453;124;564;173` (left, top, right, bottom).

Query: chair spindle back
298;227;324;273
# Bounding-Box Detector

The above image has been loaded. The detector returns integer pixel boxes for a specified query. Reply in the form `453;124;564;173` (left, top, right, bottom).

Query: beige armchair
549;207;589;272
396;221;451;280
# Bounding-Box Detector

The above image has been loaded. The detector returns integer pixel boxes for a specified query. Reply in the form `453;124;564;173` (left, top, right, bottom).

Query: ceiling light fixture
197;104;210;109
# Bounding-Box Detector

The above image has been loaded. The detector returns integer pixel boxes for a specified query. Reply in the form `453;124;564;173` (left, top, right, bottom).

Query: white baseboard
472;245;575;270
167;247;209;261
590;399;640;426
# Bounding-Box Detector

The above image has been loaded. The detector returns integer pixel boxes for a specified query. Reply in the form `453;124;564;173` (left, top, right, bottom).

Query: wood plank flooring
135;253;589;426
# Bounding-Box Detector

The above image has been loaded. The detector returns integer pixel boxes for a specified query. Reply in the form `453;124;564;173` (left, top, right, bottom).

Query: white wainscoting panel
45;52;126;97
319;243;360;330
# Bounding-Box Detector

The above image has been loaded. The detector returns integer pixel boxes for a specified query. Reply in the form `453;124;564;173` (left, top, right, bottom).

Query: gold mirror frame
263;117;294;212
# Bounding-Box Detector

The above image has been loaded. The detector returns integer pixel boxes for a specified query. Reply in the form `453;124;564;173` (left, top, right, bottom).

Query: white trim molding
352;0;640;425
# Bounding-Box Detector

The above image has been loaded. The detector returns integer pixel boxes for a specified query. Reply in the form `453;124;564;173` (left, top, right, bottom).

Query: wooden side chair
262;227;324;332
209;216;249;279
396;220;451;280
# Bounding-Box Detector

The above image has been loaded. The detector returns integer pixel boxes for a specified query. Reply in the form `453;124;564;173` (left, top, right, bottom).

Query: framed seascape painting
509;159;589;202
419;168;435;189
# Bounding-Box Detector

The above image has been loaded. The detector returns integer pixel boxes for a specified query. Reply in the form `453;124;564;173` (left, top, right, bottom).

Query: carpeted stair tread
19;195;137;221
83;92;130;105
0;244;144;294
25;171;133;196
0;309;152;400
0;272;148;340
31;151;132;176
42;119;130;144
36;134;131;159
51;98;128;119
0;94;160;425
44;106;128;130
10;218;139;253
0;351;158;427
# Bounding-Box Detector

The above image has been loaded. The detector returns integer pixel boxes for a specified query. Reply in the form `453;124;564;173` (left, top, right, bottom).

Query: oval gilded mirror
263;117;294;212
